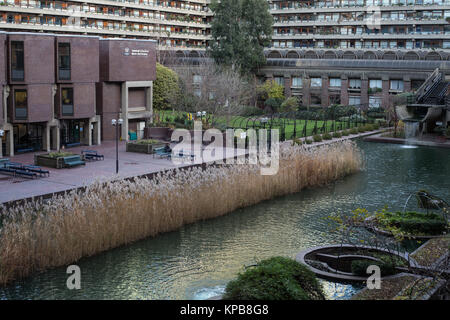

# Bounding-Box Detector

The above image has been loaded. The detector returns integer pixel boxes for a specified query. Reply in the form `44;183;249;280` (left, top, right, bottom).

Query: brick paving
0;140;246;204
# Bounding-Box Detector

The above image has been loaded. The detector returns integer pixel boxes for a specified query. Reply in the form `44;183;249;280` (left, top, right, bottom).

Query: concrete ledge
364;133;450;148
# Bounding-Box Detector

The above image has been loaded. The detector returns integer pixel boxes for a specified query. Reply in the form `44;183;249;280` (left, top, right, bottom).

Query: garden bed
34;152;78;169
126;139;168;154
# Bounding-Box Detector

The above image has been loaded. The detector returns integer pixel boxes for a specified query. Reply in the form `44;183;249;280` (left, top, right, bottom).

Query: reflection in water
0;141;449;300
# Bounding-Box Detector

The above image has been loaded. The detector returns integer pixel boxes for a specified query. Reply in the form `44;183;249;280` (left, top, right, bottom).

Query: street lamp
111;118;123;174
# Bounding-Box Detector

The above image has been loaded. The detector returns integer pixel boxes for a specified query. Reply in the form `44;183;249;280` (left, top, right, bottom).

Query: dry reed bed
0;141;363;286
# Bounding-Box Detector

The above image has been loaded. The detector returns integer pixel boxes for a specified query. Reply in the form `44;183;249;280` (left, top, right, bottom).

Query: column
382;75;390;109
283;74;291;97
321;75;329;107
340;75;349;106
121;82;129;141
360;75;369;106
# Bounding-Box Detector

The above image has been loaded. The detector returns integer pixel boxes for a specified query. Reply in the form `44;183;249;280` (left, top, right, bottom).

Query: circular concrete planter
296;244;417;283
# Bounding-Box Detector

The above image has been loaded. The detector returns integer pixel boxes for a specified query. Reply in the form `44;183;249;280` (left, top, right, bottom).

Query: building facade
0;31;156;158
0;0;211;49
270;0;450;50
258;48;450;108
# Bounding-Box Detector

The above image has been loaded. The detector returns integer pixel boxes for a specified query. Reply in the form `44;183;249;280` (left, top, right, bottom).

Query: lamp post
111;118;123;174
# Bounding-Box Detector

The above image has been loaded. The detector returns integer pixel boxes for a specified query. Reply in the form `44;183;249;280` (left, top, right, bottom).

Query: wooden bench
23;165;50;177
153;146;171;159
16;147;34;153
63;155;86;168
0;166;38;179
82;150;104;161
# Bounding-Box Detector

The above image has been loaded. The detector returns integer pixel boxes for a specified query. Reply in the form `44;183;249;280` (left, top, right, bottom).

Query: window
193;74;202;84
349;79;361;89
61;88;74;116
369;79;382;89
14;89;27;120
310;77;322;87
292;77;302;87
369;96;382;108
329;78;341;87
349;96;361;106
311;94;321;105
58;43;71;80
390;80;404;91
11;41;24;81
274;76;284;86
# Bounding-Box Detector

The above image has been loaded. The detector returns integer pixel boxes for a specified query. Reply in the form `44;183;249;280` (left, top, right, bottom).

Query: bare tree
170;60;256;127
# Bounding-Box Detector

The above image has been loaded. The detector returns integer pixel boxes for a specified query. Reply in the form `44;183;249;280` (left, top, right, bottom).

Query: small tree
257;80;285;101
280;96;299;113
153;63;180;110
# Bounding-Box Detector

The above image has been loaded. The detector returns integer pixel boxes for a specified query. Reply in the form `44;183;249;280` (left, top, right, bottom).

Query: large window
61;88;74;116
369;96;382;108
274;76;284;86
310;77;322;87
349;96;361;106
390;80;404;92
58;43;71;80
349;79;361;89
292;77;302;87
369;79;382;89
329;78;341;88
11;41;24;81
14;89;27;120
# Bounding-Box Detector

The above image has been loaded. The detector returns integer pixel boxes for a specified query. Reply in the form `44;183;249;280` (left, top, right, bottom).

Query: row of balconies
274;17;448;27
7;0;213;16
272;32;450;39
0;5;210;28
269;4;450;14
0;20;211;40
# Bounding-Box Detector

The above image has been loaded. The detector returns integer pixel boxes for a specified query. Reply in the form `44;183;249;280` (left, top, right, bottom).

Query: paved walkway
0;129;384;205
0;141;246;204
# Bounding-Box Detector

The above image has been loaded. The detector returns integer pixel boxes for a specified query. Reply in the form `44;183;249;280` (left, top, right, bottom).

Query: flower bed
34;152;77;169
126;139;168;154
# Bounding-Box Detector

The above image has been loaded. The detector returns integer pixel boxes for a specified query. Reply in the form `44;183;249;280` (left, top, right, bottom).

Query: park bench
23;165;50;177
0;158;9;167
16;147;34;153
0;166;38;179
66;142;81;148
81;150;104;161
63;155;86;168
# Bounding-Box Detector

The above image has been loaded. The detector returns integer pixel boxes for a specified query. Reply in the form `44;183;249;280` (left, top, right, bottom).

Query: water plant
223;256;325;300
0;141;363;286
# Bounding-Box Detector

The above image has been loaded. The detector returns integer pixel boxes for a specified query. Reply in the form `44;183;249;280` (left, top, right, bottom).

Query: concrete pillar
284;74;291;97
145;82;153;125
321;75;329;107
43;123;51;152
360;75;369;106
382;76;390;109
340;75;349;106
7;128;13;157
303;77;311;107
3;86;9;122
51;125;60;151
121;82;129;141
0;134;2;158
403;75;411;92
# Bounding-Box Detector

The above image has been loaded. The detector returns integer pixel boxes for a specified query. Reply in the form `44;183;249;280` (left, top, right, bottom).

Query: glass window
349;79;361;89
193;75;202;84
58;43;71;80
349;96;361;106
292;77;302;87
15;89;27;119
61;88;74;116
369;96;382;108
274;76;284;86
369;79;382;89
390;80;404;91
11;41;24;81
311;77;322;87
329;78;341;87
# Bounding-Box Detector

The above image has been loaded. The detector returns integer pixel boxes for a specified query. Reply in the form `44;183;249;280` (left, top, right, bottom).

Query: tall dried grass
0;141;363;285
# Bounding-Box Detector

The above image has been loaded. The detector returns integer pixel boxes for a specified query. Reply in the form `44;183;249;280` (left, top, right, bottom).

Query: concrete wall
8;33;55;84
55;83;96;119
99;39;156;82
97;82;121;141
0;33;5;124
128;88;146;108
56;36;99;83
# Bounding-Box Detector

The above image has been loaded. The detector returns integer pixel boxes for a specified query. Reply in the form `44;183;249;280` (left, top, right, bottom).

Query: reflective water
1;141;449;300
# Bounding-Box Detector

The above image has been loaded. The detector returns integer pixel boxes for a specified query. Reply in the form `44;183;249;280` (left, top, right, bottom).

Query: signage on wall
123;47;149;57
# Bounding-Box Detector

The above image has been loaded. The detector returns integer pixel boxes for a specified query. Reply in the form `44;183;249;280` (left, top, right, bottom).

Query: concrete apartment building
0;0;211;49
0;1;449;110
0;31;156;158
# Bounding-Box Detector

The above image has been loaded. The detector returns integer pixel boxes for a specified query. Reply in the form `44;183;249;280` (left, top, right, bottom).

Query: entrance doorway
13;123;44;153
60;120;85;147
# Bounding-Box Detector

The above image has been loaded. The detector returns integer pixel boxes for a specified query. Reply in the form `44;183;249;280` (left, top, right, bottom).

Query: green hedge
380;211;447;235
223;257;324;300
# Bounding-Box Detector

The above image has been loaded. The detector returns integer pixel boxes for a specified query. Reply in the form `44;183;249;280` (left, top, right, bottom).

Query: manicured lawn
154;110;363;139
